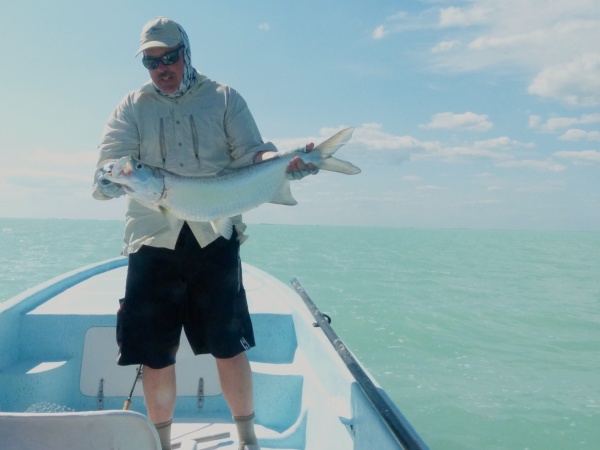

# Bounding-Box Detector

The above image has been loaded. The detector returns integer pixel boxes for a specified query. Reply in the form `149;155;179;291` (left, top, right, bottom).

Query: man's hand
93;160;125;199
286;143;319;181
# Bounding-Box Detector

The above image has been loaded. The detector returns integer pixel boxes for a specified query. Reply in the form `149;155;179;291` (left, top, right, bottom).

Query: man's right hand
93;160;125;199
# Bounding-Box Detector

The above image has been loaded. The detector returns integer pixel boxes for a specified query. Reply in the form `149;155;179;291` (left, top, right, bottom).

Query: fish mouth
110;158;134;179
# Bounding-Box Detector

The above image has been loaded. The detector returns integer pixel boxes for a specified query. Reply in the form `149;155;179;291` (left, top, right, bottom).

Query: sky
1;0;599;231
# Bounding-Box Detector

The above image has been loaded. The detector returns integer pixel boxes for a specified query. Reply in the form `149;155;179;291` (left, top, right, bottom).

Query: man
93;17;316;450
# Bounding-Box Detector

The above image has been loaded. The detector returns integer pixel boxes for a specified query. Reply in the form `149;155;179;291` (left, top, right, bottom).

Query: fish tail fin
314;128;361;175
318;156;361;174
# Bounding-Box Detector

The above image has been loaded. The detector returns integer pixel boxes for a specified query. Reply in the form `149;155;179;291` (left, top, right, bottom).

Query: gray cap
136;17;183;55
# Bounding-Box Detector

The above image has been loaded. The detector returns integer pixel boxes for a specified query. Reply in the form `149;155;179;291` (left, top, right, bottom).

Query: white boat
0;257;428;450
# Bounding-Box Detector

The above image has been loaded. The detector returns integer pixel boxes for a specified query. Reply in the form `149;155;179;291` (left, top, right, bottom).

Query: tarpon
105;128;360;239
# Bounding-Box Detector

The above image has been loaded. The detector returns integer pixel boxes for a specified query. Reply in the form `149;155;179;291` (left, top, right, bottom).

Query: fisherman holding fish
92;17;321;450
93;16;359;450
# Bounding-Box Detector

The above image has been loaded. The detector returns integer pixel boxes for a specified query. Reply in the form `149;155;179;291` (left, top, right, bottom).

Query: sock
233;412;258;449
155;419;173;450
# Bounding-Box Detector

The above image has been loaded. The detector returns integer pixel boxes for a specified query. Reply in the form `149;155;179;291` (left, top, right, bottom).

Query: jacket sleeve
92;93;140;199
223;88;277;169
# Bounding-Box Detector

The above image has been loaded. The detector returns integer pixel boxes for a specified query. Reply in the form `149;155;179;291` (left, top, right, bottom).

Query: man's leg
216;352;254;415
216;352;259;449
143;364;176;450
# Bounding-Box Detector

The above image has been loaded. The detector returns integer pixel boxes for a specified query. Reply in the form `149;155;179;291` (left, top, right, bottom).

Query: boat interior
0;258;407;449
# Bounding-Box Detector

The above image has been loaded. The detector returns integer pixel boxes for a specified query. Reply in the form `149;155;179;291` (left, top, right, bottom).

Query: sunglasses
142;45;184;70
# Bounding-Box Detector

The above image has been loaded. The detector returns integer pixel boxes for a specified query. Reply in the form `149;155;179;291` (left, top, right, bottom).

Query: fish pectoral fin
269;181;298;206
211;218;234;240
159;206;179;230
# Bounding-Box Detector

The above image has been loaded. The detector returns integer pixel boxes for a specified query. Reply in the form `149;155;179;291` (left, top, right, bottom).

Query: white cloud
423;145;503;160
370;9;424;39
313;123;536;165
29;148;97;166
352;123;431;151
531;113;600;132
416;185;443;192
540;117;582;132
425;1;600;106
387;11;408;21
413;136;531;162
2;148;96;175
271;123;543;169
496;159;565;172
558;129;600;141
0;147;104;219
467;28;548;52
514;181;566;194
458;198;500;206
439;6;490;28
421;112;493;132
433;2;599;67
528;53;600;106
0;149;95;196
372;25;386;40
554;150;600;164
258;23;270;31
528;115;541;129
270;123;432;162
431;40;460;53
474;136;534;150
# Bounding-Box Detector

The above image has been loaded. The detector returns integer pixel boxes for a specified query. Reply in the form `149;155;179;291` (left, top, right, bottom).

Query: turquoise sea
1;218;599;450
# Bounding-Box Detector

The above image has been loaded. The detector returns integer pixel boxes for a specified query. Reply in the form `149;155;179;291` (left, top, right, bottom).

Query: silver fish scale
159;156;293;222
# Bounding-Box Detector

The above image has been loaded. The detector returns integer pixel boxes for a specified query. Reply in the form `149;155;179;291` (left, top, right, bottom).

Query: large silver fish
105;128;360;239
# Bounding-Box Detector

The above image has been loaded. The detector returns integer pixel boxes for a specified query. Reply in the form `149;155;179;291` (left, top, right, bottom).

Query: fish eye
136;163;143;169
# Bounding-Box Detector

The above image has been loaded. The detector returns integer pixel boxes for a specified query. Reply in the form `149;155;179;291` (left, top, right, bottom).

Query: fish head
105;156;165;203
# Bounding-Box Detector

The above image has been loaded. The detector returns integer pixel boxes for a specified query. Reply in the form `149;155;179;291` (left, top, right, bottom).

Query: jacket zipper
190;115;201;167
159;118;166;166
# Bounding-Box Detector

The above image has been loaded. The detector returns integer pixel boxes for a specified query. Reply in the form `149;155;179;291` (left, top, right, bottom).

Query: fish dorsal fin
270;180;298;206
211;217;234;240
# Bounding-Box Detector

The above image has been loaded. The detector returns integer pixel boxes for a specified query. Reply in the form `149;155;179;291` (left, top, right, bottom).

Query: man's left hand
286;143;319;180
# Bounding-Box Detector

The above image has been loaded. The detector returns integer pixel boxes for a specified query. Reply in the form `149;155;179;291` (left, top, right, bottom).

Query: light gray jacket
94;73;276;254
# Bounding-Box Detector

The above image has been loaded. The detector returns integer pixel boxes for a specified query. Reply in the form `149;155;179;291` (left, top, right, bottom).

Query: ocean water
1;218;599;450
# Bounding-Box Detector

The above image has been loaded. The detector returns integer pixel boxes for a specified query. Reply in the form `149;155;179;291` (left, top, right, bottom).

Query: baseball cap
136;17;183;55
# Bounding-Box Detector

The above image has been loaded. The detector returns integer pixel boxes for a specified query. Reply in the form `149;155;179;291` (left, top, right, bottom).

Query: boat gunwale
290;277;429;450
0;257;128;315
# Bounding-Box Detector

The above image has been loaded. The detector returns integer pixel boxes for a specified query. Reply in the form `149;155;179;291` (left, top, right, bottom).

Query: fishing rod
290;278;429;450
123;364;143;410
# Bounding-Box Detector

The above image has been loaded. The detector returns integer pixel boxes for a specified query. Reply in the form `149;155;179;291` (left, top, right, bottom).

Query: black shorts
116;223;255;368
